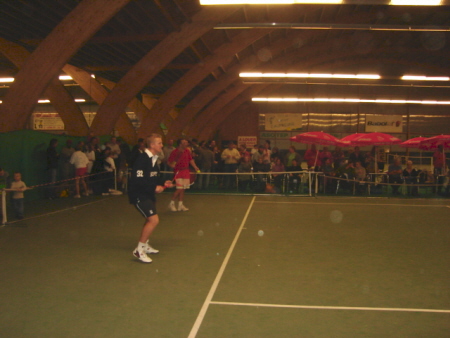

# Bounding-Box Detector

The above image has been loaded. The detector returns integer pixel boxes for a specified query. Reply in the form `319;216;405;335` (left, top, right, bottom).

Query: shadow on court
0;194;449;337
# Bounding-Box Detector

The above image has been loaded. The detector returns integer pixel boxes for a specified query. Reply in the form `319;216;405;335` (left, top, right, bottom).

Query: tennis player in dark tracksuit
129;134;172;263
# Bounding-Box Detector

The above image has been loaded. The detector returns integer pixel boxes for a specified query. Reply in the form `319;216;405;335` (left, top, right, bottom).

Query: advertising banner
238;136;258;149
265;113;302;131
365;115;403;133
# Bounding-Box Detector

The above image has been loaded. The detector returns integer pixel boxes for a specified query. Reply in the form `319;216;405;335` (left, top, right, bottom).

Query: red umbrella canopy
337;133;366;147
351;132;402;146
291;131;340;146
420;135;450;149
400;137;428;149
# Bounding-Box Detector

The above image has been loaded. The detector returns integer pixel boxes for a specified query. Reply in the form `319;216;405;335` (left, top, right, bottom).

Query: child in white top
10;172;27;219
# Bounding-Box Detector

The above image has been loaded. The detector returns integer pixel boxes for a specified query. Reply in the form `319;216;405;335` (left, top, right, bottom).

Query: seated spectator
318;146;332;170
271;157;285;192
237;155;252;192
253;156;270;192
403;160;420;196
252;145;265;166
286;159;303;193
387;158;403;195
335;160;356;192
270;147;281;162
321;158;335;193
354;161;367;194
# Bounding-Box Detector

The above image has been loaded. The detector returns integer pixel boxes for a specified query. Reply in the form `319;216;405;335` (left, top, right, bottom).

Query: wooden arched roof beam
0;0;130;133
62;64;137;143
90;6;241;136
193;53;449;140
0;38;89;136
167;11;389;139
136;29;273;139
197;85;273;141
185;34;449;137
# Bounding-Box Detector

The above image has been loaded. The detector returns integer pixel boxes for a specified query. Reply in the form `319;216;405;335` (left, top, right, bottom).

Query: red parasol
400;137;427;149
336;133;366;147
291;131;340;146
291;131;340;169
420;135;450;149
351;132;402;146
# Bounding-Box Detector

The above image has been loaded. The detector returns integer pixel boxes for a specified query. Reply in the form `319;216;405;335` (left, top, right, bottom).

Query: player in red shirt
167;138;200;211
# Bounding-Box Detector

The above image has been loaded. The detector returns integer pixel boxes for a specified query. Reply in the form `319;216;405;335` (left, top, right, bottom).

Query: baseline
254;201;449;208
210;301;450;314
188;196;256;338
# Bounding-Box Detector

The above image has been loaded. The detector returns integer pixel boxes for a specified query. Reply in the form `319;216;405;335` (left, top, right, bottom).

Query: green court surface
1;194;449;337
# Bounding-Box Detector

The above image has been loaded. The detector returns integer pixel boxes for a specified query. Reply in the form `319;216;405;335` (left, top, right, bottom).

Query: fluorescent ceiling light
240;72;380;80
0;77;14;83
252;98;450;104
402;75;450;81
390;0;442;5
201;0;342;4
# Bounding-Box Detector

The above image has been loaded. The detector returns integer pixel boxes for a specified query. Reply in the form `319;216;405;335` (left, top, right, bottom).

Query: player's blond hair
146;133;162;147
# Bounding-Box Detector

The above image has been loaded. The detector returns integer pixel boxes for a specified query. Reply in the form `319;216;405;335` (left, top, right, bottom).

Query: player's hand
155;185;165;193
164;180;174;188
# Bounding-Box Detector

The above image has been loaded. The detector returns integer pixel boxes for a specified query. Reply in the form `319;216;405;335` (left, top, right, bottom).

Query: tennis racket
164;170;198;188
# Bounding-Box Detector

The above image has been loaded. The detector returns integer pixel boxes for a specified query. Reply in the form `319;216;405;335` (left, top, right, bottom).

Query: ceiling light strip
252;98;450;104
202;0;445;5
240;73;381;80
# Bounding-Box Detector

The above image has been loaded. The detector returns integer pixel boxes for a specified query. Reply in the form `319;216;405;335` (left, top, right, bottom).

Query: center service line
188;196;256;338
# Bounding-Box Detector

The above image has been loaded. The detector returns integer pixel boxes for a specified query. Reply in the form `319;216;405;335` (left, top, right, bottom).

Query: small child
10;172;27;220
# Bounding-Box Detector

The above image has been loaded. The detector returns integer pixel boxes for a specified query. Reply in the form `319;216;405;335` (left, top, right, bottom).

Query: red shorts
75;167;87;177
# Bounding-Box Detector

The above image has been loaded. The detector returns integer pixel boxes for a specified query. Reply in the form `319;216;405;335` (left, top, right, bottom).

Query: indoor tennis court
1;193;449;337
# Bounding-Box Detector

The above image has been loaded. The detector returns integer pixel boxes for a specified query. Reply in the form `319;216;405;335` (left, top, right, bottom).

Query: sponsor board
365;115;403;132
265;113;302;131
238;136;258;148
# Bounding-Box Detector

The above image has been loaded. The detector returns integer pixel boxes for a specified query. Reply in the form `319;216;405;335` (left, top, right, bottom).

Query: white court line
255;201;449;208
188;196;256;338
210;301;450;314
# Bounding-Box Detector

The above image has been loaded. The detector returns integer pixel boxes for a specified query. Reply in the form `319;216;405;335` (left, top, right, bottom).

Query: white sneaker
169;201;177;212
144;243;159;254
74;194;81;198
133;248;152;263
178;203;189;211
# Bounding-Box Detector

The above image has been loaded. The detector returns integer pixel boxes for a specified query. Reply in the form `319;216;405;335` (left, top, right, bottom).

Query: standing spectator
376;146;386;172
70;141;90;198
387;158;403;195
270;147;281;162
253;156;270;192
263;140;272;161
304;144;318;170
60;139;75;181
106;136;121;169
349;146;365;167
212;145;223;187
239;144;250;160
207;140;217;152
284;146;302;167
0;168;10;221
354;161;367;194
252;145;265;166
9;172;27;220
128;138;146;168
46;138;59;199
197;141;214;190
162;139;175;177
167;138;200;212
237;155;252;192
433;145;446;194
221;142;241;189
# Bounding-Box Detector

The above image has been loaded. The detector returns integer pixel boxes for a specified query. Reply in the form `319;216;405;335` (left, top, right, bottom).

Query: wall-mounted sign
33;113;65;130
265;113;302;131
365;115;403;133
238;136;258;148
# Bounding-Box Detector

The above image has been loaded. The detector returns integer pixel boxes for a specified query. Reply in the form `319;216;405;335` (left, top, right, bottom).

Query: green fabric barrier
0;130;112;200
